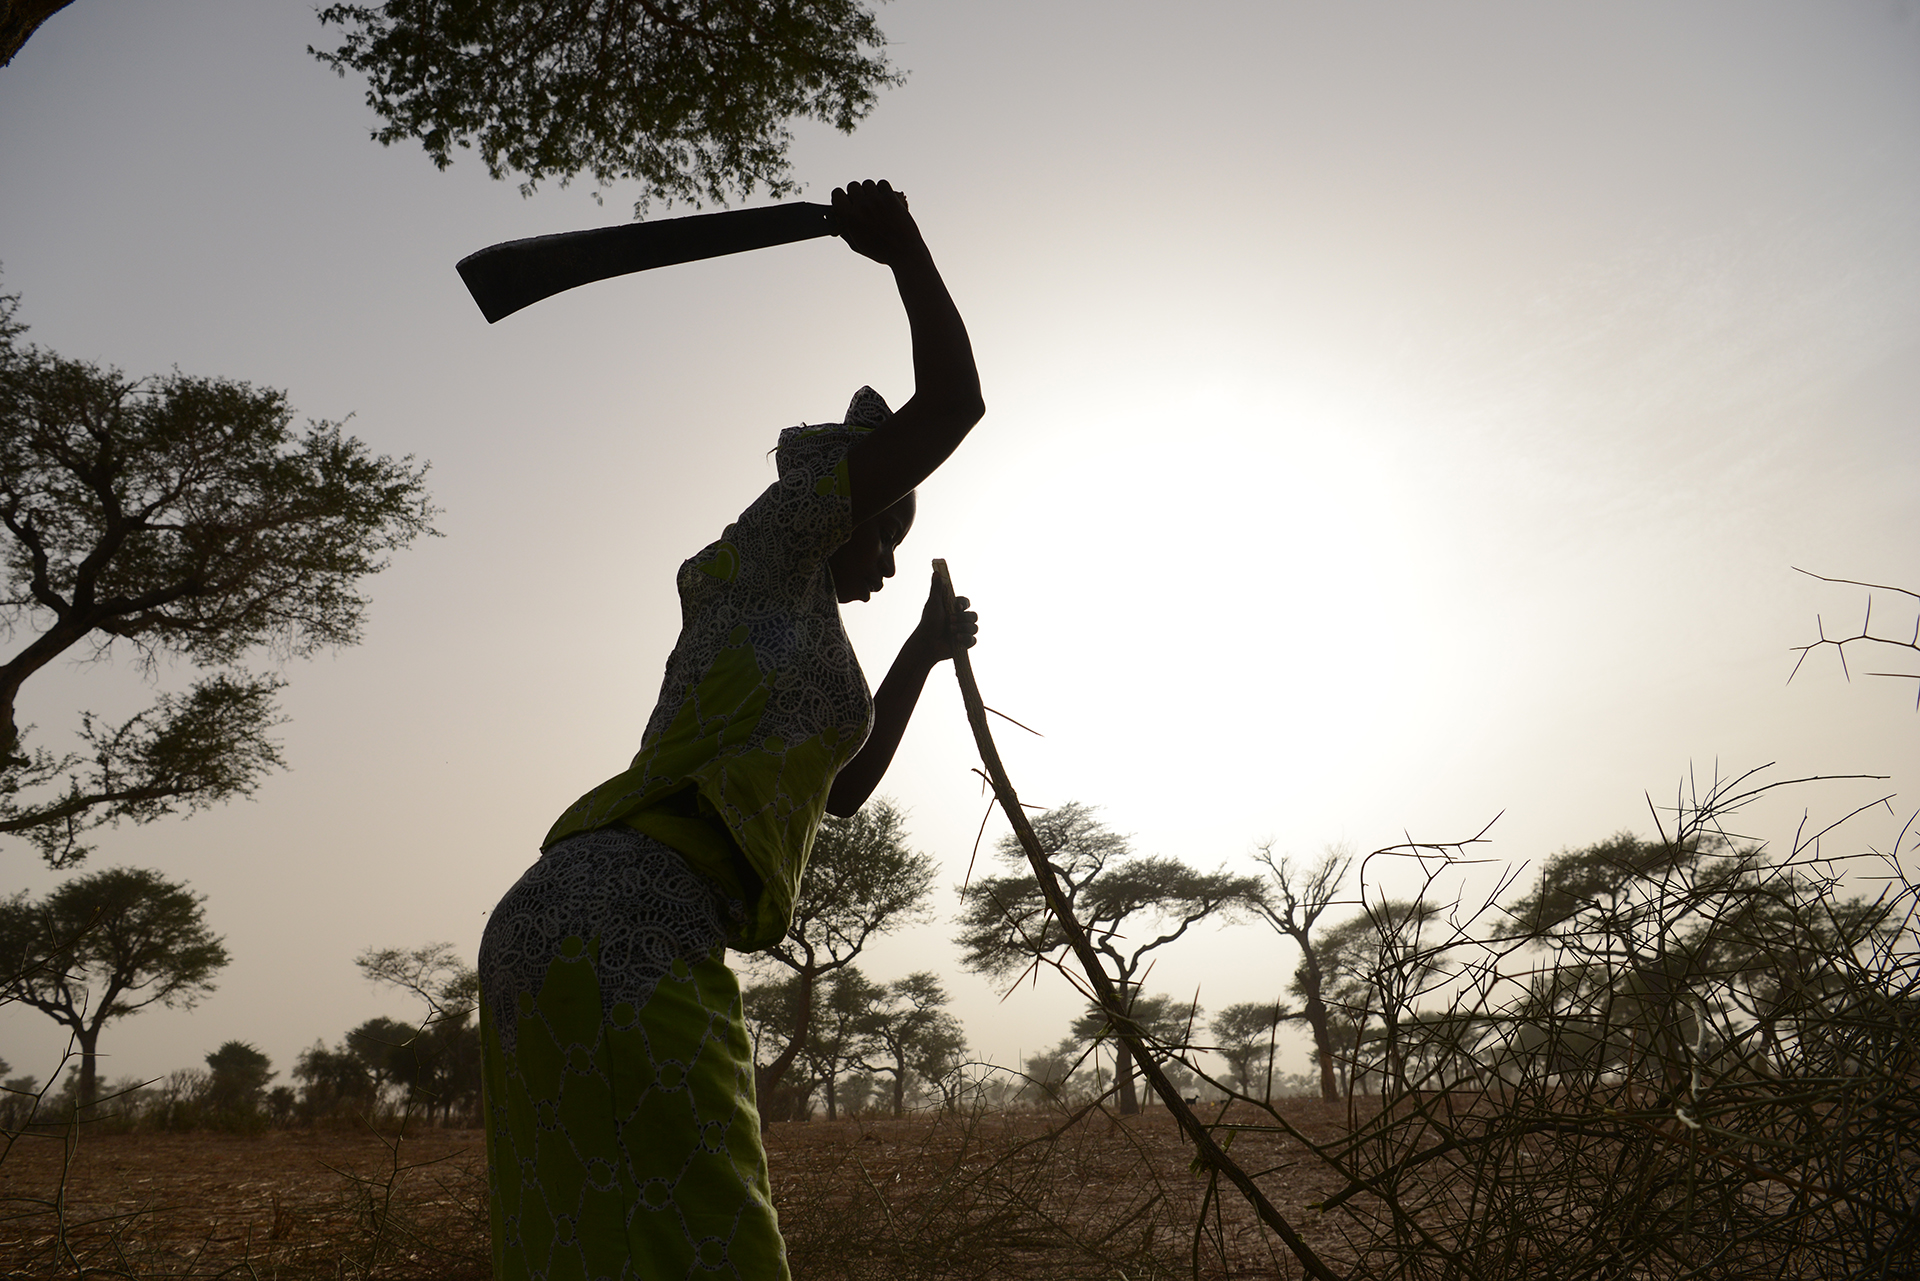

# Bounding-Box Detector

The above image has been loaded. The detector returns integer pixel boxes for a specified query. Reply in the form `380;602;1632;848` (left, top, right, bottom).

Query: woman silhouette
477;179;984;1280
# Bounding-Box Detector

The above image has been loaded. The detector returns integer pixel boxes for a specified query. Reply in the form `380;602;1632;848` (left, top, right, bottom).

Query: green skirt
478;827;787;1280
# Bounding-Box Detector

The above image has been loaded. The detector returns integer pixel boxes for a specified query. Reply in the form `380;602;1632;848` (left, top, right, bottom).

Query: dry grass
0;1125;491;1279
4;1076;1913;1279
0;1101;1367;1280
773;1101;1359;1280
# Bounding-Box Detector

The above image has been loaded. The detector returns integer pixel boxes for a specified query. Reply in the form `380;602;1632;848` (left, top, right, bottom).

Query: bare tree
1244;844;1354;1101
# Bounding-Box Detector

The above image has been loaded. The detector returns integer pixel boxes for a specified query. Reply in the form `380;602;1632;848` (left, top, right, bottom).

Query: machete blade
457;201;835;324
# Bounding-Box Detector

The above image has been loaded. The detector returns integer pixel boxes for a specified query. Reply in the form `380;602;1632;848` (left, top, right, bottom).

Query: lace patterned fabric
479;827;784;1280
543;387;891;950
480;390;896;1278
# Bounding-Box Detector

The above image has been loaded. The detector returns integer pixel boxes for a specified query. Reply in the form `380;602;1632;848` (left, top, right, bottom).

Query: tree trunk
891;1054;907;1117
1303;999;1338;1102
1114;1038;1140;1115
756;967;815;1126
1382;1012;1407;1096
75;1024;101;1112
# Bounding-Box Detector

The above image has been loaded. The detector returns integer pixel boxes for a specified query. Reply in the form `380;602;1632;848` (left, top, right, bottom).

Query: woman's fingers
833;179;916;262
950;605;979;648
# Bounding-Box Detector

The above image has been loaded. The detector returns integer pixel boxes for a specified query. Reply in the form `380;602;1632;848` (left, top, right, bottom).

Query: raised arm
831;180;986;526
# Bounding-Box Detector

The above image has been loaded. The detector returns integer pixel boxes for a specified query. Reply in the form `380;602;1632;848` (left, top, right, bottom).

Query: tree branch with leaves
0;282;437;867
311;0;903;213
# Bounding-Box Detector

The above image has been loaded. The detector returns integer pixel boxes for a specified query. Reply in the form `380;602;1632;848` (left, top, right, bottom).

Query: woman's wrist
889;243;940;278
900;626;946;669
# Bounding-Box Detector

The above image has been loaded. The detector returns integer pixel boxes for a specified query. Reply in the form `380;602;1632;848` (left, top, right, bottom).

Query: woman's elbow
942;393;985;430
824;788;865;819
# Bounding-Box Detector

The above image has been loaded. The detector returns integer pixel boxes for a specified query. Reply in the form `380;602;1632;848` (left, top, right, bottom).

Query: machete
456;201;836;324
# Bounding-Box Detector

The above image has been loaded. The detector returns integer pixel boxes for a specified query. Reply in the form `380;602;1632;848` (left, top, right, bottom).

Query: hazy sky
3;0;1917;1094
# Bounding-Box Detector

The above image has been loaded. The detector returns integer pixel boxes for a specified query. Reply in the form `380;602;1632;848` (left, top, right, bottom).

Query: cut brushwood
930;559;1344;1281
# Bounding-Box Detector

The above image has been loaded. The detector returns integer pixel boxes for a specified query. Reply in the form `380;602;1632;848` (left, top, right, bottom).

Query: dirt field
0;1102;1360;1279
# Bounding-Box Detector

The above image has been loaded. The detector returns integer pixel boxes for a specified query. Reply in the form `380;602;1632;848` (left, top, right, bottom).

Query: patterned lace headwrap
773;386;892;476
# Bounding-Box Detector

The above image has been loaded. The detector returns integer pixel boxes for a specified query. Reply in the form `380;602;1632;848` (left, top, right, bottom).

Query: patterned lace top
542;388;892;950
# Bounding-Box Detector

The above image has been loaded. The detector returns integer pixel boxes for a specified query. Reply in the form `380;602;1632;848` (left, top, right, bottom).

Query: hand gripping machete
456;201;835;323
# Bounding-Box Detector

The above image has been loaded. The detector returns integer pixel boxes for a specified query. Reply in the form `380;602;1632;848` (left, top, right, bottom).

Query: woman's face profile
829;491;915;604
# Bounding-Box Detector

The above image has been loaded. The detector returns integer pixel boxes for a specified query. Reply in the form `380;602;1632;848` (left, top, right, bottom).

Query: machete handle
457;201;835;324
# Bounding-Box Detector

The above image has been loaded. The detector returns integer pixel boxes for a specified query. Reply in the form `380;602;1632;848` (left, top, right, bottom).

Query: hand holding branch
913;572;978;664
825;571;980;817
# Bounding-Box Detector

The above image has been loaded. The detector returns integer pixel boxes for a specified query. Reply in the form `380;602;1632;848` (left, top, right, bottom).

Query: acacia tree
311;0;902;212
798;966;882;1121
354;942;482;1124
0;286;437;868
1500;831;1896;1088
344;1015;418;1107
1064;993;1203;1110
754;798;935;1116
293;1038;379;1118
1211;1000;1287;1098
740;972;820;1118
202;1040;275;1121
955;802;1258;1115
861;970;965;1117
0;866;228;1108
1308;898;1442;1096
1244;844;1353;1101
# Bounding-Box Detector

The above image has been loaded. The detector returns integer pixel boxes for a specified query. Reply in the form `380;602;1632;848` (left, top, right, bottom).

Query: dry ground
0;1101;1362;1279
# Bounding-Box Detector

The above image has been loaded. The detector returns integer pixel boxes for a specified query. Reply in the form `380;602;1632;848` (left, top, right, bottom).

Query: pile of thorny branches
1105;770;1918;1281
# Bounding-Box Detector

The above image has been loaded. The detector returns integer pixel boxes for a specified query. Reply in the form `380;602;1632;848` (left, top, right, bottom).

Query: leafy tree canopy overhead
0;0;74;66
0;282;437;867
311;0;904;213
